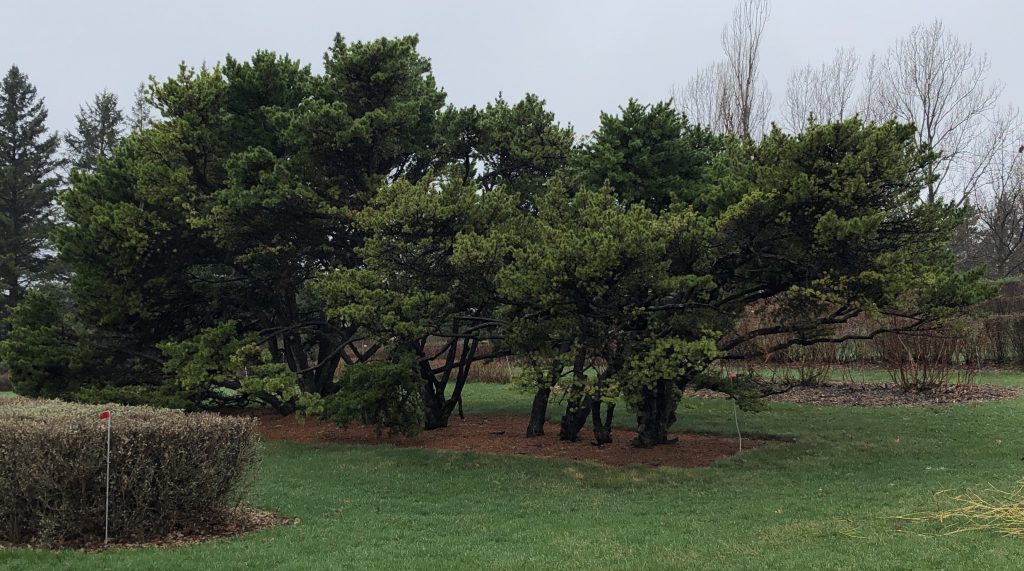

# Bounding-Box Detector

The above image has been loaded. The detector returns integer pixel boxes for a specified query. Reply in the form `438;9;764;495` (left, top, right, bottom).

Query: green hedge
0;400;260;546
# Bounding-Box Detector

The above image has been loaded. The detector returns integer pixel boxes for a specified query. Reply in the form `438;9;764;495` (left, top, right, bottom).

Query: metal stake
104;413;111;544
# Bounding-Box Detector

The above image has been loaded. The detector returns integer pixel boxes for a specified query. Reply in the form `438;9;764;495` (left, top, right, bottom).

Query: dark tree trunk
558;350;591;441
313;334;345;396
418;341;450;430
588;358;620;445
408;314;507;431
419;334;485;431
527;350;567;437
267;339;284;364
558;393;591;441
633;378;681;448
590;400;614;445
441;338;477;420
421;379;448;430
279;296;314;394
526;386;551;437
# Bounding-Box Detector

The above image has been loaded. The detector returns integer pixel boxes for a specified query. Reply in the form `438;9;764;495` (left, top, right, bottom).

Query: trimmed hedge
0;400;260;546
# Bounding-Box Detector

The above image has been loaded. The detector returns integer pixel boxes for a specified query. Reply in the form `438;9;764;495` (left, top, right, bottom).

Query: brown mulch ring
685;382;1022;407
256;413;765;469
2;507;291;552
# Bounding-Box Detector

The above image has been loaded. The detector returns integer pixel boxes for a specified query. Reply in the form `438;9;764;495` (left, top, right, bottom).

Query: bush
0;400;260;546
757;343;838;387
874;320;980;392
319;359;423;437
72;383;195;410
980;314;1024;365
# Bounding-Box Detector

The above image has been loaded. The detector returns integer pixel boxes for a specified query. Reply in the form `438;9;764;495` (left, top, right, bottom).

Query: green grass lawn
6;372;1024;570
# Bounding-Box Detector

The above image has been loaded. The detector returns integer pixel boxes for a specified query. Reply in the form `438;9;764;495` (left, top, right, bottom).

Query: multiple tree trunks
265;329;688;448
264;325;503;433
558;351;592;442
558;392;592;442
522;345;686;447
633;379;682;449
551;351;619;445
417;331;494;430
590;400;615;445
265;326;377;409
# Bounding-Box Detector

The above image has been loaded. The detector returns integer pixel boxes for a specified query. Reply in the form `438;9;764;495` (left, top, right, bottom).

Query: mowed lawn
5;373;1024;570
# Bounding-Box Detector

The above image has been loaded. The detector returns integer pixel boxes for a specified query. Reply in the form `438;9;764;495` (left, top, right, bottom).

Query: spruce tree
65;89;124;172
0;66;61;312
127;82;153;133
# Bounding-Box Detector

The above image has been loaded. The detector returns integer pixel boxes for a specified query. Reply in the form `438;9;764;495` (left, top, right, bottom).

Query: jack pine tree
0;66;62;313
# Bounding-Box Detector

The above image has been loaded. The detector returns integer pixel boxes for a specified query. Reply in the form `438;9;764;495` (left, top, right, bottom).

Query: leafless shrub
0;400;260;546
766;343;838;386
979;314;1024;365
874;321;981;392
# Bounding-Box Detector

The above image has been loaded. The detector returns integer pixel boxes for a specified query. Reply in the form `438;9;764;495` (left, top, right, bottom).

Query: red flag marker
727;371;737;379
99;410;110;420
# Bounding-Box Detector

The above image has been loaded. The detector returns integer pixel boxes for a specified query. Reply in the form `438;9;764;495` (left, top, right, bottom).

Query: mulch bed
686;382;1022;407
254;381;1023;466
256;413;763;469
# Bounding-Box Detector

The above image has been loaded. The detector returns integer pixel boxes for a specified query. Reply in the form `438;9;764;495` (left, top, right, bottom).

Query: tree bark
418;344;450;430
558;393;591;441
589;358;620;445
313;333;345;396
421;379;448;430
419;335;484;431
633;379;681;448
441;338;477;420
590;400;614;445
526;386;551;437
526;351;567;437
558;350;590;441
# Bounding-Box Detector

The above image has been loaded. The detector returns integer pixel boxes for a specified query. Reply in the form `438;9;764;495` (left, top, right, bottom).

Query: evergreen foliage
0;66;62;314
65;90;125;172
0;40;991;445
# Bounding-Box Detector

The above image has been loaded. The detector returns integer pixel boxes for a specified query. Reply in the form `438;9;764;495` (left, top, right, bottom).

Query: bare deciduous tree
961;109;1024;277
673;62;730;134
862;20;1002;205
720;0;772;138
784;48;859;133
675;0;772;139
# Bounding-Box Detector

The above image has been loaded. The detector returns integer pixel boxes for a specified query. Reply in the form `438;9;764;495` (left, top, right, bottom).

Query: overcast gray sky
3;0;1022;136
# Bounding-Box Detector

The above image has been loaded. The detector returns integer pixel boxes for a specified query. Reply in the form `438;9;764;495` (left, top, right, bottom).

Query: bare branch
862;20;1002;204
675;0;772;139
784;47;859;132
